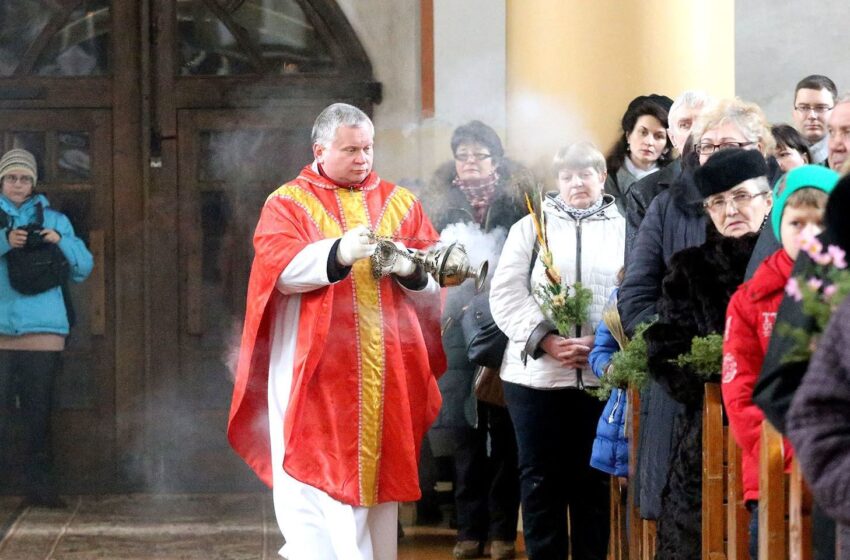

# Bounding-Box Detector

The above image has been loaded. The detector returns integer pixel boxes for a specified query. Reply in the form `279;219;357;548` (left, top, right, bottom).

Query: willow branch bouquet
525;192;593;334
777;230;850;362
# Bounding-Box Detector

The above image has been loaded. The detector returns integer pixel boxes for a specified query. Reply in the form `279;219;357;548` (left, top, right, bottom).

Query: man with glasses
792;75;838;166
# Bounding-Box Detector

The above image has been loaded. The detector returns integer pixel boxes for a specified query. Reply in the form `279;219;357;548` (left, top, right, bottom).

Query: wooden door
1;0;379;493
145;0;380;491
0;110;115;492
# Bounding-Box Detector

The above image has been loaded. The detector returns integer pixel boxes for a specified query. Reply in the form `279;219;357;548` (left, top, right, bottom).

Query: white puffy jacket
490;193;625;389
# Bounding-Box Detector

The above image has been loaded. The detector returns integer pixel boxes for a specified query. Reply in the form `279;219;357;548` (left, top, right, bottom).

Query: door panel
142;108;317;491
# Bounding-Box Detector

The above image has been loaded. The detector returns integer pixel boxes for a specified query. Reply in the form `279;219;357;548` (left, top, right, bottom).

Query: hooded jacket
722;248;795;502
490;193;624;389
0;193;93;336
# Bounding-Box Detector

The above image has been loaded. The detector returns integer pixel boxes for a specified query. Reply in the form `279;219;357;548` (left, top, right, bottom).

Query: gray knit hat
0;149;38;187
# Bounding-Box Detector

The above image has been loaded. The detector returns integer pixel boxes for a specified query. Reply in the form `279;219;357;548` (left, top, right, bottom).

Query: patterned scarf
453;171;499;225
550;193;604;220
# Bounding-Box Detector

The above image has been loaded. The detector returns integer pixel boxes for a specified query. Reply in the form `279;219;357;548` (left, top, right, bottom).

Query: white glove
337;225;376;266
389;241;417;278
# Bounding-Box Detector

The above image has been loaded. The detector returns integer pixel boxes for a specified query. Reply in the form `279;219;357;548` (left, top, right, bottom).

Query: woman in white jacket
490;142;625;559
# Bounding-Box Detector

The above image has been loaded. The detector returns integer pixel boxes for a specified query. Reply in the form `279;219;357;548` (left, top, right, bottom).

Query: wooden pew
727;430;748;560
609;475;627;560
788;459;812;560
627;386;641;560
703;382;726;560
759;420;786;560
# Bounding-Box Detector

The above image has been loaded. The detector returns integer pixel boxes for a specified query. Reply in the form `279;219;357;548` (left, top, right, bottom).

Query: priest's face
314;125;374;184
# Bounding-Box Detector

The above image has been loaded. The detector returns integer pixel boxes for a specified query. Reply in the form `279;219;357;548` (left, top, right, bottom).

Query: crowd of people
409;73;850;560
225;75;850;560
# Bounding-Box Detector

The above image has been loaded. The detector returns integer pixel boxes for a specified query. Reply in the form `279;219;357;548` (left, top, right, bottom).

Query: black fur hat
826;173;850;251
693;148;767;198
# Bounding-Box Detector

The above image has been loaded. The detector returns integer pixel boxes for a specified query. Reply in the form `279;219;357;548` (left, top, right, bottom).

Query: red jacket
722;248;794;502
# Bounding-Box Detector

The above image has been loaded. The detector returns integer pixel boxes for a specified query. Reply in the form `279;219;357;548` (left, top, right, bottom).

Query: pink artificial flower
807;277;823;291
827;245;847;269
799;227;822;254
786;277;803;302
812;251;833;266
824;284;838;299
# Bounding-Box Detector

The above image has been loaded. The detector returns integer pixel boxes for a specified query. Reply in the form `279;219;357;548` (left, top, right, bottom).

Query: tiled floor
0;494;525;559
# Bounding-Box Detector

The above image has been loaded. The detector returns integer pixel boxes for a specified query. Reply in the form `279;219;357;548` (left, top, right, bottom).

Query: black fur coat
643;224;760;560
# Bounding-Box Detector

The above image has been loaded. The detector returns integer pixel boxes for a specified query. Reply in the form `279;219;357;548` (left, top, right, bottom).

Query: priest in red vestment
227;102;446;559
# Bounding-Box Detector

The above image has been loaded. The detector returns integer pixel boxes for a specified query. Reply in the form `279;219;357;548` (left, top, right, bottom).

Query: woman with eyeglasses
604;95;675;216
639;148;772;560
418;120;528;560
0;148;93;508
489;142;624;560
618;97;775;529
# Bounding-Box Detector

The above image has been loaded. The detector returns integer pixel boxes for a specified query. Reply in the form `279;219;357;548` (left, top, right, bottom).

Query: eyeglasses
454;152;492;162
703;190;769;213
2;174;33;186
794;104;833;115
695;141;756;155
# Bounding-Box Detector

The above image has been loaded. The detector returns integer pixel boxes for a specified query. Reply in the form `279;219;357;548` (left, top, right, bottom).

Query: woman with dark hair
771;123;812;173
418;120;527;560
642;148;774;559
605;94;675;215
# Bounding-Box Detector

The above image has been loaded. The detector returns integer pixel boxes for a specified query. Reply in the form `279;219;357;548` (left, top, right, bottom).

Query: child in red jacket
722;164;839;559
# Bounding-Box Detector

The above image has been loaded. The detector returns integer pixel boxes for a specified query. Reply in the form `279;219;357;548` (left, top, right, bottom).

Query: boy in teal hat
721;164;839;560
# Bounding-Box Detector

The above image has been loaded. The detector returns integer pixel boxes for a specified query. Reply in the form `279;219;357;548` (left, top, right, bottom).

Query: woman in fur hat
641;148;774;559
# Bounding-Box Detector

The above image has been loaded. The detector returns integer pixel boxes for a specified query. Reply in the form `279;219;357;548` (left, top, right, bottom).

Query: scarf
453;171;499;225
551;194;604;220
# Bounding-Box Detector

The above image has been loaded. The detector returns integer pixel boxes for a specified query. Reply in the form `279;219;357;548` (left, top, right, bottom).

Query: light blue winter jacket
0;193;93;336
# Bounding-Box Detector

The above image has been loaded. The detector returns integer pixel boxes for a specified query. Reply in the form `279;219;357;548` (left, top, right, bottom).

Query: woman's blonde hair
691;97;775;155
553;142;606;176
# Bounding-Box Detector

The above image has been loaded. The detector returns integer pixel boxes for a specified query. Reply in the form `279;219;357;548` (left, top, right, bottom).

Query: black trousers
453;400;521;542
504;381;610;560
0;349;61;498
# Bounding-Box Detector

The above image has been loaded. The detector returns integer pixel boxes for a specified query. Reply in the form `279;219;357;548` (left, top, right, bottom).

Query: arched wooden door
0;0;380;493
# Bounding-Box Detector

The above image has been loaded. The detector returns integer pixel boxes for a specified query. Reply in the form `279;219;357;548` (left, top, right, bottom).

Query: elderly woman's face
697;121;760;165
626;115;667;169
454;142;495;181
557;167;606;209
703;178;773;237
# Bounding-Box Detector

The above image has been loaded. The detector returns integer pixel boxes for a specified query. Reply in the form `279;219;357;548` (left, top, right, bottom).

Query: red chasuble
228;165;446;507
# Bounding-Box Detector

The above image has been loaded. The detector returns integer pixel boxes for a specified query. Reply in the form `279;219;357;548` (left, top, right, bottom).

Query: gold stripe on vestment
268;184;343;237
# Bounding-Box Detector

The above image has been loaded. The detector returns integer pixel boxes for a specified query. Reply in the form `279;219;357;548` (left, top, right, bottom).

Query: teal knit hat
771;165;839;241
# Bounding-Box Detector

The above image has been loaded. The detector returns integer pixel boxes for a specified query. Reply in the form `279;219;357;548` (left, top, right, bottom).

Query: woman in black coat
619;97;776;523
418;120;529;559
642;149;774;559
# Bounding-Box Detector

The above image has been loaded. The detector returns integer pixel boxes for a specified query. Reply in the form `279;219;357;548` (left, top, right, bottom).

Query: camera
21;223;45;250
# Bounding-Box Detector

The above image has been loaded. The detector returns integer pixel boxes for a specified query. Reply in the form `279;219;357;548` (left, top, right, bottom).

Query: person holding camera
0;148;93;507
